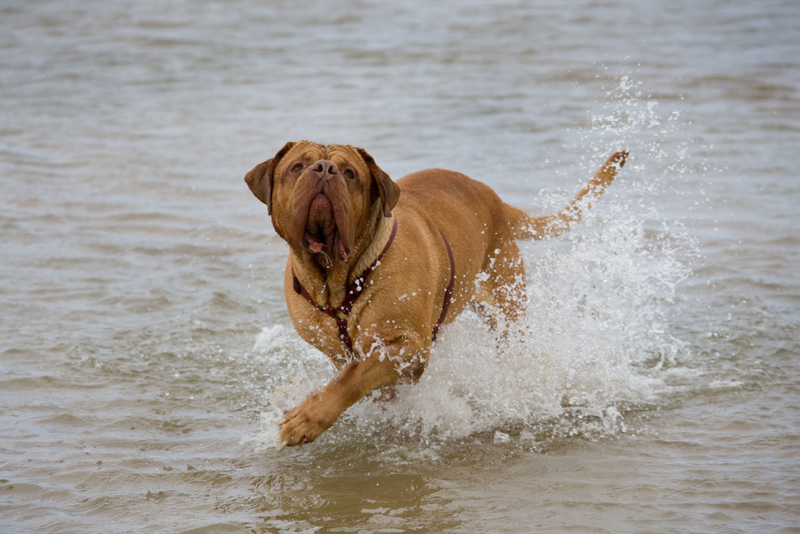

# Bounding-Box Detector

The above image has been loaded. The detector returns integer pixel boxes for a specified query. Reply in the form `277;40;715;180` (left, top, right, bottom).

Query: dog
245;141;627;448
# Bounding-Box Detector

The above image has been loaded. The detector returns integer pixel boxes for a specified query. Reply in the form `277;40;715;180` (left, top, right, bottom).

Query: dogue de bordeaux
245;141;627;448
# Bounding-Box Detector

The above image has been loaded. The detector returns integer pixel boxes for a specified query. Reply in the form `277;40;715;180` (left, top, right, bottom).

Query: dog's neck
290;204;395;309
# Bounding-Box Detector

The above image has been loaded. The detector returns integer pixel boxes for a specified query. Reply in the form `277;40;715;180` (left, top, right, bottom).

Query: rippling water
2;0;799;532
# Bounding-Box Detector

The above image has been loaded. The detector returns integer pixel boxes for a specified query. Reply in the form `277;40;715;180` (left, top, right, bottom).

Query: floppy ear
244;141;295;215
357;147;400;218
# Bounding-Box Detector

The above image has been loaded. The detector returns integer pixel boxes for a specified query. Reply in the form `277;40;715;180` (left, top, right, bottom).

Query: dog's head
245;141;400;263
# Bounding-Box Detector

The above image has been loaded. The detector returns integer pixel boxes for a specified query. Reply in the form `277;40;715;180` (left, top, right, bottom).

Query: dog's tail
504;151;628;241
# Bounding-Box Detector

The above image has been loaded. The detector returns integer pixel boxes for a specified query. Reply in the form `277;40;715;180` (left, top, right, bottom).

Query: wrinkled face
245;141;399;264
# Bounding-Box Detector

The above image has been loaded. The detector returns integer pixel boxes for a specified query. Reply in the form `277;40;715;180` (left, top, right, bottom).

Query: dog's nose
311;159;339;179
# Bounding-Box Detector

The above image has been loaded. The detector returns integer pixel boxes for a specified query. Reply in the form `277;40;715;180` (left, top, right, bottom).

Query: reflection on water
1;0;799;532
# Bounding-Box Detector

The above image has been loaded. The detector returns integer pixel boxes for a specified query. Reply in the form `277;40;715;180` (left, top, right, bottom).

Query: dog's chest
287;292;357;364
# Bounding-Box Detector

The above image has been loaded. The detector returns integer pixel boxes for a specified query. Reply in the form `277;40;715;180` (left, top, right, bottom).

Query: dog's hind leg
473;232;528;337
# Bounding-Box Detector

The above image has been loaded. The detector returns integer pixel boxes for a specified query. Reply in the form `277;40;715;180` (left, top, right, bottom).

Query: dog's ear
244;141;295;215
357;147;400;218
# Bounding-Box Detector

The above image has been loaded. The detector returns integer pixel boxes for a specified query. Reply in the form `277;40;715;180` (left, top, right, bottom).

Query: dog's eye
291;163;304;173
343;169;355;179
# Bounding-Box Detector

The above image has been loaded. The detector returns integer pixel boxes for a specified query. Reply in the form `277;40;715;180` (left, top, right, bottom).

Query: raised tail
504;150;628;240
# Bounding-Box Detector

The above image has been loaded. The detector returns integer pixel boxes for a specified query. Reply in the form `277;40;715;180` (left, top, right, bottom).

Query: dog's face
245;141;400;263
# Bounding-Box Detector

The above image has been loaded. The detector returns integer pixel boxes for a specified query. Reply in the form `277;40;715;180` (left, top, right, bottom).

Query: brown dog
245;141;627;448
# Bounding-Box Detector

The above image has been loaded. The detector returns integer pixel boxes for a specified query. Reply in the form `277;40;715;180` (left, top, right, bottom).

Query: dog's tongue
304;230;348;260
306;235;324;254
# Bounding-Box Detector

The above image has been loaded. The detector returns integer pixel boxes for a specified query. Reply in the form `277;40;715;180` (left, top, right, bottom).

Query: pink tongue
304;230;347;260
305;233;325;253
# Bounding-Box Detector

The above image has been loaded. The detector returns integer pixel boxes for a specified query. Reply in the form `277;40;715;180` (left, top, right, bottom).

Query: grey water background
2;0;799;532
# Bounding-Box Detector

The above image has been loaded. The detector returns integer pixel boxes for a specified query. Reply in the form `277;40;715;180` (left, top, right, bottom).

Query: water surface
1;0;799;532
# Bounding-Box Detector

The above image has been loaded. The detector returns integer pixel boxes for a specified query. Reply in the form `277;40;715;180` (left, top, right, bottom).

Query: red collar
291;218;454;352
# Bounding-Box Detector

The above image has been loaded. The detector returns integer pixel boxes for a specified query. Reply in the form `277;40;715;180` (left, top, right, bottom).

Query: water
2;0;799;532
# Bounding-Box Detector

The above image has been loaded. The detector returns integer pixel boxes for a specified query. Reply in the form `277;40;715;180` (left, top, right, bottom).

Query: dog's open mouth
303;194;349;261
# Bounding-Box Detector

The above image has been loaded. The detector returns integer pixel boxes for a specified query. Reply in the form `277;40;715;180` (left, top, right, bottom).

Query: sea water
1;0;798;532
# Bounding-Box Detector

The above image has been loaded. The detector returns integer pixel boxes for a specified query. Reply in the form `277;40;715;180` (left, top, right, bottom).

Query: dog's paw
275;390;342;449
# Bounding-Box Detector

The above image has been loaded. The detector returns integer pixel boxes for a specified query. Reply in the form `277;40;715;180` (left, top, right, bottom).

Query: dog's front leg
276;334;428;449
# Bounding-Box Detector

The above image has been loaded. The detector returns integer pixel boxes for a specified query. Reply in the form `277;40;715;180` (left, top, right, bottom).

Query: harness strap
291;219;455;351
292;219;397;350
432;228;455;341
291;273;351;345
